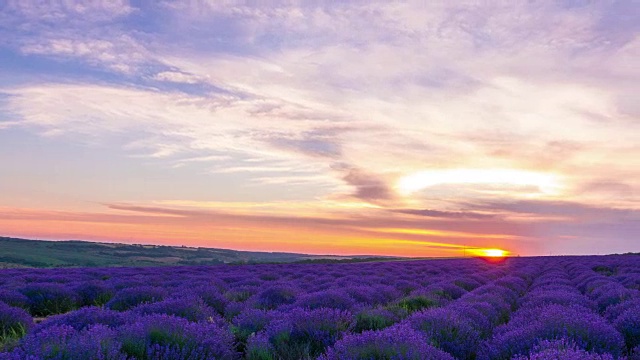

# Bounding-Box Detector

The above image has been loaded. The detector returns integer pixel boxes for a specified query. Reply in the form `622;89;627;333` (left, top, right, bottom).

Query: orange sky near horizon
0;205;520;257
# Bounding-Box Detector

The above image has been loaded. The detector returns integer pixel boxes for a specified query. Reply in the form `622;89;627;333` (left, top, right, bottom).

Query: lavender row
241;261;513;358
479;261;631;359
567;260;640;357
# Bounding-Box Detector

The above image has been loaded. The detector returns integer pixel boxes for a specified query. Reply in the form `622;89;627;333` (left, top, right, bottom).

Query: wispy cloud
2;0;134;23
394;209;495;220
20;35;150;74
152;71;206;84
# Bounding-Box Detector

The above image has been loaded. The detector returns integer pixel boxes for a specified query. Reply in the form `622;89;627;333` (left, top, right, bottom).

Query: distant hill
0;236;399;268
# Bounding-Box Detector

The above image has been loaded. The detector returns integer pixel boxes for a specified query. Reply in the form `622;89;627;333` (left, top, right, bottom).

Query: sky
0;0;638;257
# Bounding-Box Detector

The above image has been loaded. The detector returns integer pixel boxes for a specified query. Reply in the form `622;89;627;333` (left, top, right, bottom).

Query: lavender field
1;256;639;359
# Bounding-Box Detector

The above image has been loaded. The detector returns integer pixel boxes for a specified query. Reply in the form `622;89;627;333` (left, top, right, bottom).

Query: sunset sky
0;0;638;257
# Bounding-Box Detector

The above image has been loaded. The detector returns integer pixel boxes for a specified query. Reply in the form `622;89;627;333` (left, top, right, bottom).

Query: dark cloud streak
394;208;495;219
339;167;395;202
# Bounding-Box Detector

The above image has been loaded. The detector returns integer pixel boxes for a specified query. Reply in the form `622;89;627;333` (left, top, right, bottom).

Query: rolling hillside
0;237;395;268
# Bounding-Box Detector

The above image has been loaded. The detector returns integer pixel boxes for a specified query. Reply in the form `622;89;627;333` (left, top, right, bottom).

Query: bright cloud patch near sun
396;169;563;197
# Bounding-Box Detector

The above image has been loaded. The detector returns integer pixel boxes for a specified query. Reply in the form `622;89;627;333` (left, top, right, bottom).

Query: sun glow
484;248;508;257
469;248;509;258
396;169;562;196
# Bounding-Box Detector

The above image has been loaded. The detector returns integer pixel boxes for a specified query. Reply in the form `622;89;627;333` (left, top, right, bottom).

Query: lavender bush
0;302;32;346
512;339;616;360
409;307;481;359
246;308;352;359
106;286;167;311
20;283;80;316
117;314;236;359
320;324;455;360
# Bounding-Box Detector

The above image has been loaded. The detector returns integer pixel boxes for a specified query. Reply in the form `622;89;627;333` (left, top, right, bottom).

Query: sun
467;248;510;263
467;248;510;259
482;248;508;257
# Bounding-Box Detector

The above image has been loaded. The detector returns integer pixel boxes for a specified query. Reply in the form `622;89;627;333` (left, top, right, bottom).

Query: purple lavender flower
409;307;481;359
293;289;356;311
614;306;640;351
132;295;220;323
223;301;247;320
0;350;34;359
393;280;420;295
189;285;229;315
20;283;80;316
495;276;528;295
17;324;127;359
106;286;167;311
591;284;636;312
254;285;298;310
469;284;519;307
117;314;237;359
320;324;455;360
246;307;352;359
36;306;126;331
453;277;483;291
518;288;595;311
448;302;493;335
392;293;441;315
0;302;32;343
231;309;275;346
479;304;625;360
224;285;259;303
353;307;400;333
344;285;400;306
616;273;640;290
73;281;115;307
604;298;640;321
424;282;467;300
512;339;615;360
0;291;29;310
245;332;275;360
457;292;512;325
